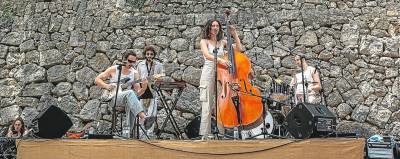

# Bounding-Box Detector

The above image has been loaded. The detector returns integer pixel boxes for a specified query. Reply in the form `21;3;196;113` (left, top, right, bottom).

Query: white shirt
137;60;164;80
294;66;316;95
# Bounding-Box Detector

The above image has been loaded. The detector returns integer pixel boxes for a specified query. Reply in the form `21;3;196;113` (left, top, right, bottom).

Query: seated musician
289;54;321;104
137;45;165;137
95;50;156;137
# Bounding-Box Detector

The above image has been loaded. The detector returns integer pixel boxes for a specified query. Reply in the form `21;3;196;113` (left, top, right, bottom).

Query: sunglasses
127;59;136;63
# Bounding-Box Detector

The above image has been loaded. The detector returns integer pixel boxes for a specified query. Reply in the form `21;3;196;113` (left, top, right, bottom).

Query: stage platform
17;138;365;159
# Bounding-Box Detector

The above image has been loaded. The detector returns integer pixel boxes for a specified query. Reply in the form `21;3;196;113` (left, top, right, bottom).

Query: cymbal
271;94;289;101
273;79;284;84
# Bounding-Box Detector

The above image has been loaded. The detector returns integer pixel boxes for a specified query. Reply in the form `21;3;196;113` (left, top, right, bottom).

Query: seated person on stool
137;46;165;137
95;50;156;137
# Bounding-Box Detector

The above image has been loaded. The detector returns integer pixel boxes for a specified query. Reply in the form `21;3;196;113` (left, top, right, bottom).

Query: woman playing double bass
198;19;242;139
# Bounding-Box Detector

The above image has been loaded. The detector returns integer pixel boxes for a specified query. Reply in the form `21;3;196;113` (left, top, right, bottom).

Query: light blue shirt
137;60;164;80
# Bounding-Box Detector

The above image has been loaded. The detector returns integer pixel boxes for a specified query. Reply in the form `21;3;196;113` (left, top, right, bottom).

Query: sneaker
143;116;156;130
147;132;157;140
201;134;215;140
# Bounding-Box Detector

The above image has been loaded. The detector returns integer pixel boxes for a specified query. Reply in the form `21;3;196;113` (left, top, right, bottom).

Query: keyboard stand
154;81;186;140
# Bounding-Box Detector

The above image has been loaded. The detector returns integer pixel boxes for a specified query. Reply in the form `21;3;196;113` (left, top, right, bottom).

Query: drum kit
240;79;293;139
184;79;297;140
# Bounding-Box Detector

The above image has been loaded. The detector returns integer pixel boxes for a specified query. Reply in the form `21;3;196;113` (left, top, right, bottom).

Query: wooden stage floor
17;138;365;159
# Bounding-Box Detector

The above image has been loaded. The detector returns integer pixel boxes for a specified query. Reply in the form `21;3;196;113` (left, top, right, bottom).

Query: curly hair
10;117;25;135
201;19;223;41
143;45;156;56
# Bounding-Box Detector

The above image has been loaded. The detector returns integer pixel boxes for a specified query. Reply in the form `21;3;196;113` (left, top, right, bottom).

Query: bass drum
184;116;216;139
241;111;287;139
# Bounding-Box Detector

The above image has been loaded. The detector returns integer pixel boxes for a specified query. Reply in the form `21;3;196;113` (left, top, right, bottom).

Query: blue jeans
141;97;158;134
113;90;144;134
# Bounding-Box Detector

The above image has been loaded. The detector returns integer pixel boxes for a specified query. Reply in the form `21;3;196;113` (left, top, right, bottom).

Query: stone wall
0;0;399;138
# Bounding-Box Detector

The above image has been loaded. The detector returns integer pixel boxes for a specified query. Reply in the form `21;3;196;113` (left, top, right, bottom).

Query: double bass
217;9;263;130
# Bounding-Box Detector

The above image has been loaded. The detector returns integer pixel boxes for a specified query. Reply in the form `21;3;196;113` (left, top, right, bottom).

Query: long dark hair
143;45;156;57
11;117;25;135
201;19;223;41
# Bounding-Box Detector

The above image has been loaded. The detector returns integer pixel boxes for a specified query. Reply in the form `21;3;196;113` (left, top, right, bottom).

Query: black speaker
285;103;336;139
32;105;72;139
184;116;216;139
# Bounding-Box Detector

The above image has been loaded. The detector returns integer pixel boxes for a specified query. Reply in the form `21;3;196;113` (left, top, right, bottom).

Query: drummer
290;54;321;104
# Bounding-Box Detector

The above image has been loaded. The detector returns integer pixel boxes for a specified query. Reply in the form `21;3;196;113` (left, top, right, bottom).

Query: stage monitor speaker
32;105;72;139
184;116;216;139
285;103;336;139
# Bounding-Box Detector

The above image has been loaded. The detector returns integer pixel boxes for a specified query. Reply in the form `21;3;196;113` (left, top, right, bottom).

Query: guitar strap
139;61;155;99
146;61;155;76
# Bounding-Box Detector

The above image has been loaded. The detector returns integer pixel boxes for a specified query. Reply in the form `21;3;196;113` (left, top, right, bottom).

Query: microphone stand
212;47;220;140
300;56;307;103
289;85;296;108
245;87;269;139
232;94;243;140
314;62;328;105
110;64;124;134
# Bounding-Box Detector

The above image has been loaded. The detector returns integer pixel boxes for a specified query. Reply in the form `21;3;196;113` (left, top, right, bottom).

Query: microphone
314;61;320;74
213;47;218;55
115;61;127;66
121;77;131;83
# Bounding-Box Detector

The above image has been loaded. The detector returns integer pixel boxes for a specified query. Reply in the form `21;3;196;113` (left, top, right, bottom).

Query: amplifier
285;103;337;139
